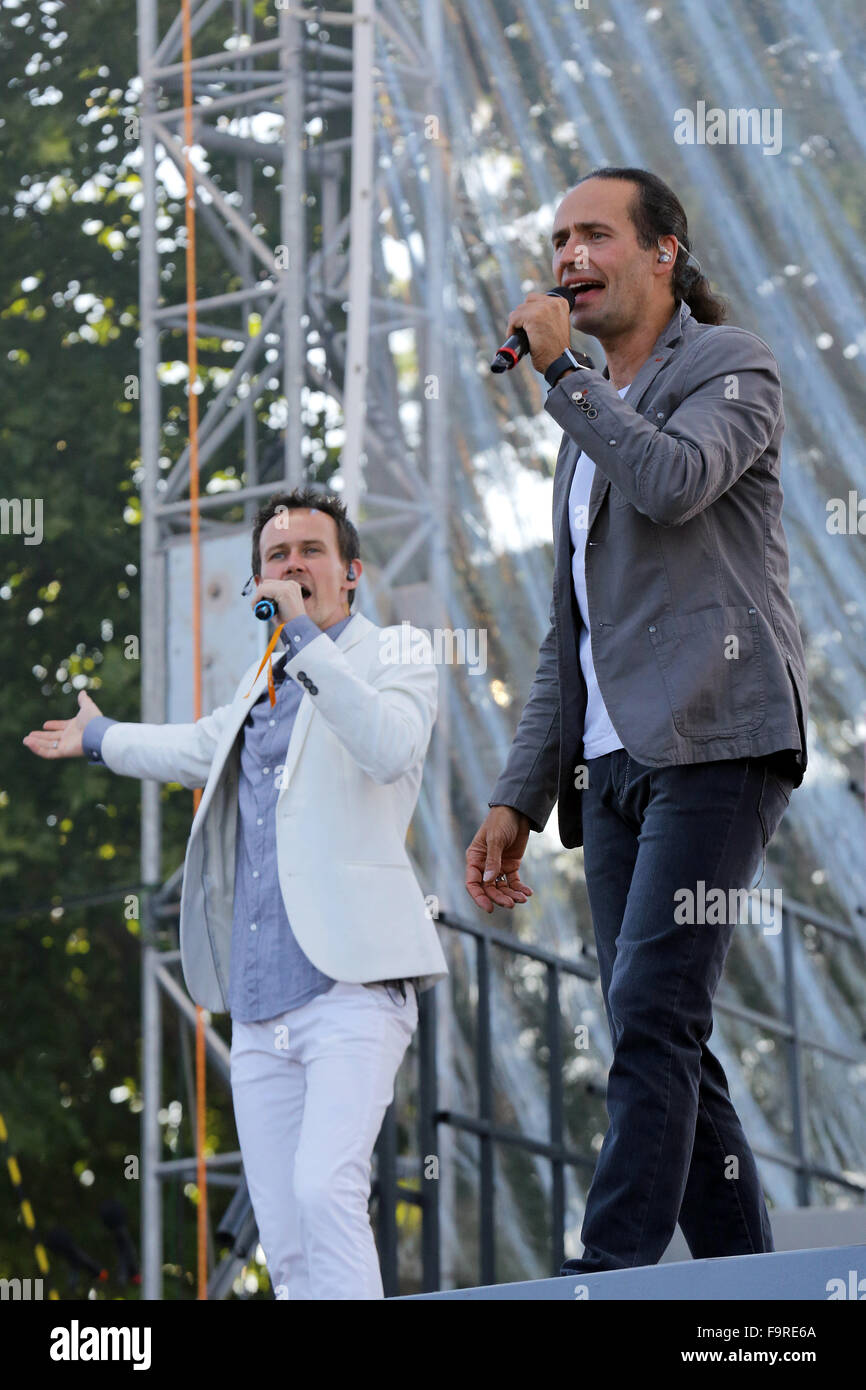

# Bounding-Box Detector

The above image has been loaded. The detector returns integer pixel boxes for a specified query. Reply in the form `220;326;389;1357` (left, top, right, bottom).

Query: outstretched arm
23;690;103;761
23;689;232;788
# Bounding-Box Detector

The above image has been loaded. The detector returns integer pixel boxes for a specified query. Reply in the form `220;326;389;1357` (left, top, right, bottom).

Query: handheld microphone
490;286;577;373
254;597;278;621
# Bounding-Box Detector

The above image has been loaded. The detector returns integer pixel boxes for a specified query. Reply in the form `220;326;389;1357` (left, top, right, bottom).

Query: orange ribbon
245;622;286;707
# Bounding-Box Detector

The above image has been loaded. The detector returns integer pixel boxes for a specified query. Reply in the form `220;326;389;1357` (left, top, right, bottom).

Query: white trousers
230;979;418;1300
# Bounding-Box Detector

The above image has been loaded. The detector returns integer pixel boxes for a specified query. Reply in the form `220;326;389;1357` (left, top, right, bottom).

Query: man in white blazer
24;488;448;1300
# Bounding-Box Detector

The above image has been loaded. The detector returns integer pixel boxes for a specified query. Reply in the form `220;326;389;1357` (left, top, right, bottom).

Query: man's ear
654;235;678;276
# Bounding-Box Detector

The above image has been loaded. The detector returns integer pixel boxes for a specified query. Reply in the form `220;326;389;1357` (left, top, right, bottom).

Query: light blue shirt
83;612;353;1021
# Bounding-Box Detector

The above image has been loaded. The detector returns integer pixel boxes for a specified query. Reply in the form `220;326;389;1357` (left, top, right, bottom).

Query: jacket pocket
648;605;767;739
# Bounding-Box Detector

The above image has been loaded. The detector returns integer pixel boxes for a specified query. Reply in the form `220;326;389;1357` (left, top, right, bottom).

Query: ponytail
674;252;727;326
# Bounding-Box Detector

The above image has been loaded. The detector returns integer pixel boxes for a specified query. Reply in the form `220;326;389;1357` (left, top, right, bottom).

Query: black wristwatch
543;347;595;389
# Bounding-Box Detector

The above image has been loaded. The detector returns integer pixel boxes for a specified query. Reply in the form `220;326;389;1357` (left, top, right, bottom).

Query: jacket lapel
189;663;272;829
191;611;374;829
621;299;689;411
275;610;373;800
620;344;675;415
556;301;691;539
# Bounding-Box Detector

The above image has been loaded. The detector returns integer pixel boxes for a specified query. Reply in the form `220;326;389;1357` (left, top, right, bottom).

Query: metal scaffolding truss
134;0;460;1298
112;0;866;1299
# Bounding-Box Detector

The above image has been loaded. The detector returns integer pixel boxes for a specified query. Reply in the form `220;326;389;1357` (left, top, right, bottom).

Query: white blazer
99;611;449;1012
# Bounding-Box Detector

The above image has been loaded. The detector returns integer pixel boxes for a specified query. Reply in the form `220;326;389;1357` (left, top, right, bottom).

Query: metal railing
373;898;866;1295
10;879;863;1296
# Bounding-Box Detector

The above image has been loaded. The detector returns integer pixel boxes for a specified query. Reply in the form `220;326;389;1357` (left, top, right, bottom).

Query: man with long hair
466;168;807;1275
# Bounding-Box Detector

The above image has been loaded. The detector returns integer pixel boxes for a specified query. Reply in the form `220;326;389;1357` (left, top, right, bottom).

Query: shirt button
293;635;301;643
252;870;259;879
250;922;257;931
608;439;617;446
263;767;270;775
257;818;263;826
269;719;275;727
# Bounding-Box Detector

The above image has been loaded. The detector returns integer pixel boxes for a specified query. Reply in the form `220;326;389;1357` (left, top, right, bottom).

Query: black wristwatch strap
543;348;594;389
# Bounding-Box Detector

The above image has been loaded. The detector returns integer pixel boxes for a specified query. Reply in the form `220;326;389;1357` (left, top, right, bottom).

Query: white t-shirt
567;384;630;758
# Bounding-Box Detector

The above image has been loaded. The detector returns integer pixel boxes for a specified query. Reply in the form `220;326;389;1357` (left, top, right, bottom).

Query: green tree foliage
0;0;236;1297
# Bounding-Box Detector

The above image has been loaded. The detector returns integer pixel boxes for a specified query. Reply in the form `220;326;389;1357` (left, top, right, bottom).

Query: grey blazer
489;300;808;850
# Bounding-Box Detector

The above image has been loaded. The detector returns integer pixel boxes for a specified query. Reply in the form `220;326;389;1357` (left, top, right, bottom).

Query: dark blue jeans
561;750;794;1275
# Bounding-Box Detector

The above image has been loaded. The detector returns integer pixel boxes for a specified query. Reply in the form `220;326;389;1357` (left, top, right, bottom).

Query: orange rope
180;0;207;1301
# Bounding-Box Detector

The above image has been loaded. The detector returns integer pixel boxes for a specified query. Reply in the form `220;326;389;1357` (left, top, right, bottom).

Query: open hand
22;690;103;760
465;805;534;914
